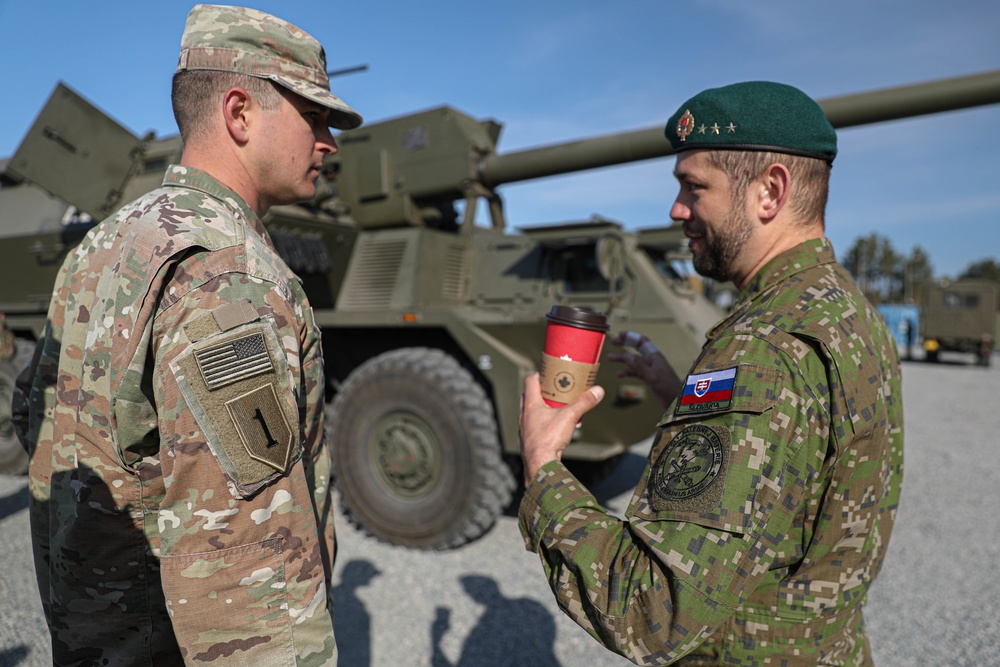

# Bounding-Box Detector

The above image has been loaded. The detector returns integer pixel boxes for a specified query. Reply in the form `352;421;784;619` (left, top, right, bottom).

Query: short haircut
706;150;831;227
171;70;283;142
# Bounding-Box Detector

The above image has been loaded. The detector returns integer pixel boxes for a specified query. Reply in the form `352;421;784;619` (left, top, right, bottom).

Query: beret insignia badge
676;109;695;142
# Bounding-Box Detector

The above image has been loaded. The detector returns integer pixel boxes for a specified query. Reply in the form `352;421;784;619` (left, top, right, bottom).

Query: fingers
568;385;605;420
519;374;603;486
613;329;645;349
522;372;543;404
608;351;644;368
623;330;643;349
612;329;662;363
522;372;604;416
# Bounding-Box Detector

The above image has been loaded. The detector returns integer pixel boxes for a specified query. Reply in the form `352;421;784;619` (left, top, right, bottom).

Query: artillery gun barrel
821;68;1000;127
480;68;1000;187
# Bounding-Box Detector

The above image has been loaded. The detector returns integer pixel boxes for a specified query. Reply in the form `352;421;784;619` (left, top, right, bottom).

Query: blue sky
2;0;998;279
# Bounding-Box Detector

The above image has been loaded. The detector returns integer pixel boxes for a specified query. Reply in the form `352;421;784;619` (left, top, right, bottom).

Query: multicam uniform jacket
14;166;336;666
520;238;904;666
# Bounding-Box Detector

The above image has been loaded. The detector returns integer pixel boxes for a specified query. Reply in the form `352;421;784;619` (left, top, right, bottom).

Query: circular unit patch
652;424;725;501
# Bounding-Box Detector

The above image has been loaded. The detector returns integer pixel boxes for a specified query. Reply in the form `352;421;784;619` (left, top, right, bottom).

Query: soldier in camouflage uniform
12;5;362;665
518;82;904;666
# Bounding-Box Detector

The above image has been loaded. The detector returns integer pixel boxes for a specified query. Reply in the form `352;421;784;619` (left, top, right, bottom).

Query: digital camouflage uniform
15;165;336;665
520;238;904;666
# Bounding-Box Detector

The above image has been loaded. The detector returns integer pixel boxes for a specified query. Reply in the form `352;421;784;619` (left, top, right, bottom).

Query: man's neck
179;143;268;218
734;221;824;289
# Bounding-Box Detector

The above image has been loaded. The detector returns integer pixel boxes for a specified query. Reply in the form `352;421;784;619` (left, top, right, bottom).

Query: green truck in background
922;280;998;366
2;70;999;549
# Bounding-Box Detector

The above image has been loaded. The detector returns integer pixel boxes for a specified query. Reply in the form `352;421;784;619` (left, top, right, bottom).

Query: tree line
843;233;1000;307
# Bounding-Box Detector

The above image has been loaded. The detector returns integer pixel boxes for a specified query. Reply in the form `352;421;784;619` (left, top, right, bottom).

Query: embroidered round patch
652;424;725;501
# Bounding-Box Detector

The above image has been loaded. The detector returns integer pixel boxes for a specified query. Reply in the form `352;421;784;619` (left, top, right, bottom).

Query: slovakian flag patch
675;366;738;416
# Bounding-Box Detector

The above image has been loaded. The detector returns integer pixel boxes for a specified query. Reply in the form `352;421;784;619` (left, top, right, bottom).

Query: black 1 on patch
652;424;726;502
226;383;293;473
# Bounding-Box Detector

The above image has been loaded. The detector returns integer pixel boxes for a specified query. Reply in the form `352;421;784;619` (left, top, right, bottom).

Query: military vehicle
2;70;999;549
922;279;998;366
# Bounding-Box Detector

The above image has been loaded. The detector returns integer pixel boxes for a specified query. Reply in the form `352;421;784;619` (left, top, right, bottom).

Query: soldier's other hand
608;330;682;409
519;372;604;487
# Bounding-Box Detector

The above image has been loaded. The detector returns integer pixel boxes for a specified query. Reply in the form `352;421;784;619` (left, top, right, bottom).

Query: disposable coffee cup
540;305;609;407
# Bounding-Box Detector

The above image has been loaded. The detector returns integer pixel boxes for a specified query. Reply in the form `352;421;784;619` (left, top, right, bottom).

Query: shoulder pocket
170;317;300;498
662;364;783;425
629;364;784;535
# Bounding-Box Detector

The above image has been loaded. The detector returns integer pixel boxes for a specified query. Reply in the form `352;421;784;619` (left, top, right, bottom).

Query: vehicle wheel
0;338;37;475
327;347;516;549
925;349;939;363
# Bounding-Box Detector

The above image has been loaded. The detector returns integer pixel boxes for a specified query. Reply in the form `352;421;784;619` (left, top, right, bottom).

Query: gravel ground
1;351;996;666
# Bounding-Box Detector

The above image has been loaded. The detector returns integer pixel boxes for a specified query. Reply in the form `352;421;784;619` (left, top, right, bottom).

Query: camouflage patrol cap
177;4;363;130
666;81;836;162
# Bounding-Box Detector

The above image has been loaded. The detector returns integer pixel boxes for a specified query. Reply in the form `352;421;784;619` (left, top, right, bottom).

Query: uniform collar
707;237;837;338
739;237;836;301
162;165;268;238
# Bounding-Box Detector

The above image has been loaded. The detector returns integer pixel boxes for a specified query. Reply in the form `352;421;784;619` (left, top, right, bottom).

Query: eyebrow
672;167;693;182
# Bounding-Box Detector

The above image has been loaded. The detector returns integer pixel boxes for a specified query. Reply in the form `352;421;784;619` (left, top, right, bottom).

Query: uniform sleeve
13;252;77;457
149;254;335;665
519;333;830;665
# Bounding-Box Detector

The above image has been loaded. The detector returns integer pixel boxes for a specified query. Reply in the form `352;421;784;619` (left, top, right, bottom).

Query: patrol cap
665;81;836;162
177;4;363;130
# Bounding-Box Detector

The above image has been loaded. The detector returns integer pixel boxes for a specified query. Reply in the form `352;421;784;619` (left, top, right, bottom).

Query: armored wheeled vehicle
2;70;999;548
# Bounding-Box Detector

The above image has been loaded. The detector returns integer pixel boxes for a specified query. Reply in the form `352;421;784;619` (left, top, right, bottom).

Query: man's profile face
252;88;339;209
670;150;753;283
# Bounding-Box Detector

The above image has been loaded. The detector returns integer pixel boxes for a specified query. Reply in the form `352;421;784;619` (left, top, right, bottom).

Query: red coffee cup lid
545;305;609;332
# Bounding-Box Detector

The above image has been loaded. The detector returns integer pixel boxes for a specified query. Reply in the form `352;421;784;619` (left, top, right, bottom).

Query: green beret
665;81;836;162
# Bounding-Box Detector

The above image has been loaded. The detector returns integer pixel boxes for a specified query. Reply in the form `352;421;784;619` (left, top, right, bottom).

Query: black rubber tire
327;347;516;549
0;338;37;475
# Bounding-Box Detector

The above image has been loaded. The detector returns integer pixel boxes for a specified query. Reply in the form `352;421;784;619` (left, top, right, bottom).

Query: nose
316;127;338;155
669;196;690;222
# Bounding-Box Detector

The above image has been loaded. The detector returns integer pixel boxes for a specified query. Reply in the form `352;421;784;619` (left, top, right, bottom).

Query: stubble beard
691;205;753;283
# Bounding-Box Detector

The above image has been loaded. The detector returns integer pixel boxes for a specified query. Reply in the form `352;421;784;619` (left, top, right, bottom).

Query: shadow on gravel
0;485;28;522
431;575;561;667
333;559;380;667
0;645;32;666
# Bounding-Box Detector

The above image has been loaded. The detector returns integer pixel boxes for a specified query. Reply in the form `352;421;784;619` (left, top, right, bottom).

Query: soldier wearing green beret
14;5;361;664
519;81;903;665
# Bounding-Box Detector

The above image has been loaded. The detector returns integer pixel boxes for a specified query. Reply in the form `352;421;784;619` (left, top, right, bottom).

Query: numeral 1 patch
226;384;293;473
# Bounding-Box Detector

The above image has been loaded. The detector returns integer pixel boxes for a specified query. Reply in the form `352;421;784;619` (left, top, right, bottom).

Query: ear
222;87;252;144
757;162;791;222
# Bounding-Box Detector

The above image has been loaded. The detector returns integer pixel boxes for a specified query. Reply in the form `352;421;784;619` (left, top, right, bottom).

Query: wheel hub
370;410;441;497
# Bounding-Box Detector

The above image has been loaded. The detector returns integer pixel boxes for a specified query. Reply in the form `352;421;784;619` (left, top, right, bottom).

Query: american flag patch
195;332;274;391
